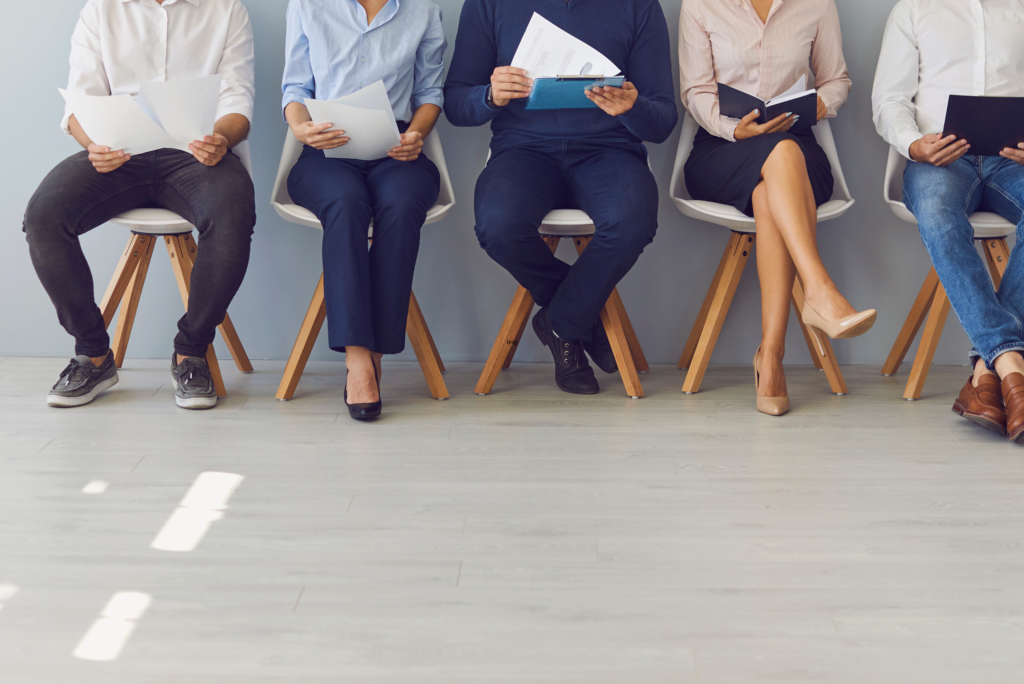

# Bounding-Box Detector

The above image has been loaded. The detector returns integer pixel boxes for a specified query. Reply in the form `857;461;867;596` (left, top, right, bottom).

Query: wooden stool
270;132;456;401
880;146;1016;399
475;213;649;399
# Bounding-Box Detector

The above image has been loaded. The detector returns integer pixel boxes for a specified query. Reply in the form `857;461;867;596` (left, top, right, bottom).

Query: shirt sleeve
62;0;108;135
412;5;447;110
811;0;851;118
616;0;679;144
871;0;922;159
443;0;502;128
281;0;314;120
215;1;256;127
678;0;738;141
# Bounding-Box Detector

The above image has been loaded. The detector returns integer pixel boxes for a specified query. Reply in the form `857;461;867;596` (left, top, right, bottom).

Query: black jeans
23;149;256;358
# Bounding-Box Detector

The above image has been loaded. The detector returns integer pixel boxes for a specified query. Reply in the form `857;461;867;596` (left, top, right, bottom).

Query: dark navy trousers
474;139;659;341
288;146;439;355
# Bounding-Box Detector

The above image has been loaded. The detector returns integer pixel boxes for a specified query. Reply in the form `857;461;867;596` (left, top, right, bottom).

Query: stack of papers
511;13;620;79
303;81;403;160
60;75;221;155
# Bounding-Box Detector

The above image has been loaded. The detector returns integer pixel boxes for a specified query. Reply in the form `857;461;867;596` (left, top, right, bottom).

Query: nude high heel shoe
754;346;790;417
801;302;877;356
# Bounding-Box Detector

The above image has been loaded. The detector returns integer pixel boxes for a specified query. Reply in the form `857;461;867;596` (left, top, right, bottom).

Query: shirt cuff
819;92;838;119
896;127;922;160
412;93;445;111
719;116;739;143
61;108;74;136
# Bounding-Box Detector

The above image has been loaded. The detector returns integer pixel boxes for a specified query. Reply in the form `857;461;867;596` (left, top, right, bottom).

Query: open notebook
718;77;817;130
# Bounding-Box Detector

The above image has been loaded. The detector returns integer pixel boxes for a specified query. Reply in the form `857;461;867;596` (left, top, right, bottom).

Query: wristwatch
485;85;498;109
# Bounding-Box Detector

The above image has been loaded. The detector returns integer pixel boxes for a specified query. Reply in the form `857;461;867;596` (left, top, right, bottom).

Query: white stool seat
538;209;595;237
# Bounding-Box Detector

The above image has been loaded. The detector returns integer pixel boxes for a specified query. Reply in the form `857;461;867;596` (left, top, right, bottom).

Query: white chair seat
673;198;853;234
538;209;596;237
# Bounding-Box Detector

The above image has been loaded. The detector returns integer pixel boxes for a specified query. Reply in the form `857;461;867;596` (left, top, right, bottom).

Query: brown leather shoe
952;375;1006;436
1002;373;1024;443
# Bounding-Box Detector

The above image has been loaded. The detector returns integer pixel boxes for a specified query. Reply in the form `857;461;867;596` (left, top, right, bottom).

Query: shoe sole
47;375;119;408
952;399;1007;437
171;378;218;410
833;312;877;340
533;314;601;395
1010;424;1024;444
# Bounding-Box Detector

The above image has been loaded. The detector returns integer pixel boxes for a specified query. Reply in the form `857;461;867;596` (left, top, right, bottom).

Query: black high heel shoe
345;363;382;421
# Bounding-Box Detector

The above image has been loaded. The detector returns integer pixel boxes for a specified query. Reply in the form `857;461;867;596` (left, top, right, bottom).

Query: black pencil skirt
684;126;834;217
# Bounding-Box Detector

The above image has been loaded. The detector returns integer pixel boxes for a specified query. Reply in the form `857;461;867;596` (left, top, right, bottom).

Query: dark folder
942;95;1024;157
718;83;817;130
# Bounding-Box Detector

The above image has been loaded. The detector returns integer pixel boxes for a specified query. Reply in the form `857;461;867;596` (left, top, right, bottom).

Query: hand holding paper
511;13;620;79
302;81;402;161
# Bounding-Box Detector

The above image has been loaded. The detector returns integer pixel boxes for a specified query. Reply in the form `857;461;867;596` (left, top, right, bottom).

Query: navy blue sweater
444;0;679;151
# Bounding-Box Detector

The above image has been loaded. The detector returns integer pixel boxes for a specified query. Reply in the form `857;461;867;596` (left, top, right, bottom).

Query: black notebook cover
942;95;1024;157
718;83;816;130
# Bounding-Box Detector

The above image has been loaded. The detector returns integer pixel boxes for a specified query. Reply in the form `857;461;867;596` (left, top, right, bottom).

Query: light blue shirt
282;0;447;123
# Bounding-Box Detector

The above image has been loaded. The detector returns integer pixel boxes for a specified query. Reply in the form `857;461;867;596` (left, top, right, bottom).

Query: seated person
24;0;257;410
282;0;446;421
444;0;678;395
679;0;875;417
873;0;1024;443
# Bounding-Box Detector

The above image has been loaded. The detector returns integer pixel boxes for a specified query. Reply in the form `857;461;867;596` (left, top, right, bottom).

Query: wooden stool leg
904;281;952;400
679;235;738;369
984;238;1010;286
881;268;939;376
608;289;650;373
501;311;531;370
682;233;752;394
476;287;536;395
100;234;150;327
111;235;156;367
791;276;848;395
411;292;446;374
166;235;227;398
179;234;254;373
275;274;327;401
572;236;643;397
407;290;449;400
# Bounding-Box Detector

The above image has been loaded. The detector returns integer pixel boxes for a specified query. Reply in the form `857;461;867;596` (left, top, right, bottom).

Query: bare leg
346;346;380;404
993;351;1024;381
973;357;998;386
760;140;857;321
752;182;790;398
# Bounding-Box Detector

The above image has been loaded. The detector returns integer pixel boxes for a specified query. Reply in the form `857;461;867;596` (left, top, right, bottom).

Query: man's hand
1001;143;1024;166
388;131;424;161
909;134;970;167
733;109;797;140
87;144;130;173
291;121;350;150
490;67;533;107
585;82;639;117
189;134;231;167
816;95;828;121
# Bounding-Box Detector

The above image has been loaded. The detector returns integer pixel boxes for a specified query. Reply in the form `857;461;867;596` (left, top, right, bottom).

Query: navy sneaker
170;354;218;410
47;352;118;407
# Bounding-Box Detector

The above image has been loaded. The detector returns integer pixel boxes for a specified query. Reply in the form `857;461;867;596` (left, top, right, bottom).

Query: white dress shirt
872;0;1024;158
62;0;255;136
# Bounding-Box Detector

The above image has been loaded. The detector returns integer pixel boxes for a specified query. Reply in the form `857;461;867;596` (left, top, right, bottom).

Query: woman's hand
816;95;828;121
388;131;424;161
585;82;639;117
87;144;129;173
291;121;349;150
733;109;797;140
490;67;533;107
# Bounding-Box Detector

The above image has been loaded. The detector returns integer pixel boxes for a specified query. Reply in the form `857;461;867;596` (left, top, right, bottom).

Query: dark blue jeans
23;149;255;358
904;155;1024;369
288;146;439;355
474;139;658;341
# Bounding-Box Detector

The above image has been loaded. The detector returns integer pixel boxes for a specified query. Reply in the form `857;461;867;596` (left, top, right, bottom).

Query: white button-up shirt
872;0;1024;158
62;0;255;136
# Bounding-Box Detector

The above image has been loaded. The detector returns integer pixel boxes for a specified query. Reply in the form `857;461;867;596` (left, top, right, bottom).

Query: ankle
994;352;1024;381
89;351;109;368
759;344;785;363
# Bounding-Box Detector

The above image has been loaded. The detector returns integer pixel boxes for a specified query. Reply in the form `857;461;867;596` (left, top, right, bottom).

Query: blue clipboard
525;76;626;111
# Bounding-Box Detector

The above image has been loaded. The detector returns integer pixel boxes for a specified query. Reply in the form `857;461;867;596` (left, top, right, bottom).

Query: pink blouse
679;0;851;141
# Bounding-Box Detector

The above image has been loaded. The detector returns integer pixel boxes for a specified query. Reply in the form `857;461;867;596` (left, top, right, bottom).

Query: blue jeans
904;156;1024;369
288;146;440;355
474;139;658;340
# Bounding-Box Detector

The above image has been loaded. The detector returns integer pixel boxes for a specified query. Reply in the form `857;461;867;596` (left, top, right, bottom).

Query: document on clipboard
511;12;623;111
941;95;1024;157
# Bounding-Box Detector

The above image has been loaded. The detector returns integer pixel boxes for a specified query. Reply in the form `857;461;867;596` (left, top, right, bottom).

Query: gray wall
0;0;979;367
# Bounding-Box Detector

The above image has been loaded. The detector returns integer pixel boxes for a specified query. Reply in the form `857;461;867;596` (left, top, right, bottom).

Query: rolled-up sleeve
811;0;851;118
215;1;256;126
281;0;314;119
871;0;922;159
678;0;737;141
412;6;447;110
62;0;108;135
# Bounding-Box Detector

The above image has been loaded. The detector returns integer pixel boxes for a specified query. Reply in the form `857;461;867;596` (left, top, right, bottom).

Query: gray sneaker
170;354;218;410
47;352;119;407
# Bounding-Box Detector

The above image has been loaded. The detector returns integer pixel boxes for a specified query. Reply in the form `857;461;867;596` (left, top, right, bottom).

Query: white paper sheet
138;75;221;148
511;12;620;79
766;76;813;107
60;89;178;155
302;81;403;160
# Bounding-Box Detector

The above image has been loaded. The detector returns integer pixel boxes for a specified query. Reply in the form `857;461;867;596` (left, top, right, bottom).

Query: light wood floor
2;357;1023;683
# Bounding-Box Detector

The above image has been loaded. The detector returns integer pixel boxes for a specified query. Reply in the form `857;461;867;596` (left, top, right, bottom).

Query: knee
764;138;806;172
205;185;256;240
23;188;72;245
475;211;526;256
